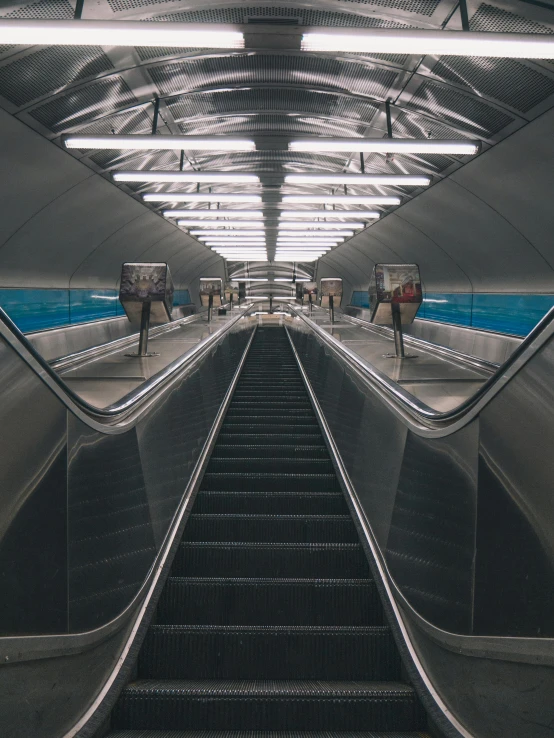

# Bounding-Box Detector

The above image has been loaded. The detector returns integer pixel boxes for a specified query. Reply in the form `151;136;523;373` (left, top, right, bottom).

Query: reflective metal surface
286;306;554;738
345;306;523;366
0;304;256;737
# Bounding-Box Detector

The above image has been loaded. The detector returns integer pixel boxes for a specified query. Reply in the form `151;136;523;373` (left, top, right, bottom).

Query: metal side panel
286;317;554;738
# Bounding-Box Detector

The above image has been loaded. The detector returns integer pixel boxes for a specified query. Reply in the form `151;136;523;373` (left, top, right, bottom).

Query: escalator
107;326;428;736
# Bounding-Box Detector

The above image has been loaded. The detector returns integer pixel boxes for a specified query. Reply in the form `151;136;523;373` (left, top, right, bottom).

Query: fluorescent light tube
289;138;479;155
284;174;431;186
146;194;262;203
165;210;263;218
274;256;320;262
279;230;353;237
177;220;265;228
280;210;380;219
277;239;343;244
276;246;331;250
190;230;266;236
0;19;245;48
277;221;365;230
282;195;400;205
301;28;554;59
115;171;259;183
2;21;552;60
65;134;254;151
274;278;294;282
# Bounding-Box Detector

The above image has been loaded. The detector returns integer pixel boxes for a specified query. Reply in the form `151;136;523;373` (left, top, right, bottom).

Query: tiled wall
0;288;191;334
349;291;554;337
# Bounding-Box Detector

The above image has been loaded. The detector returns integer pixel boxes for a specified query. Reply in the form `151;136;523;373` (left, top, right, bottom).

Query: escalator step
139;625;400;680
106;730;430;738
157;578;382;626
183;514;358;543
173;542;368;577
193;491;347;515
219;423;320;434
210;445;329;459
112;680;424;731
205;458;335;474
215;433;324;445
200;473;341;492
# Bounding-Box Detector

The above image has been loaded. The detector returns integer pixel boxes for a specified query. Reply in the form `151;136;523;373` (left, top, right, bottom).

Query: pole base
124;352;160;358
382;353;418;359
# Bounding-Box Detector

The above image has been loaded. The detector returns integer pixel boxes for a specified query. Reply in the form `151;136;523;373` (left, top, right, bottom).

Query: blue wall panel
422;293;473;326
349;290;554;337
174;289;191;306
69;289;119;324
472;294;554;335
0;289;69;333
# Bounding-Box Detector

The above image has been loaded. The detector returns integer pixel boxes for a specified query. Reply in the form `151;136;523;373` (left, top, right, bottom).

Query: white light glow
289;138;479;155
279;230;353;238
191;230;266;236
284;173;431;186
301;28;554;59
280;210;380;220
65;134;254;151
274;256;320;262
177;220;265;228
276;246;331;251
0;19;245;48
282;195;401;205
274;278;294;282
277;239;342;244
277;221;365;230
145;194;262;203
2;20;553;60
165;210;263;218
115;171;259;183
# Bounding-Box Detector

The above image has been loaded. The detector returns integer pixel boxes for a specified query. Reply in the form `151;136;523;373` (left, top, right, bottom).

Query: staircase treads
106;730;431;738
183;514;358;543
193;491;347;515
140;625;399;680
157;578;382;626
225;409;315;417
205;458;335;474
219;423;320;434
210;445;329;459
112;680;424;731
173;542;368;577
200;473;341;492
215;434;325;446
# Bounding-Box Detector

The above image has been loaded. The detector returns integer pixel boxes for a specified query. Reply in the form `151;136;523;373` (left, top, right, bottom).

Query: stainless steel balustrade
285;305;554;738
0;303;256;738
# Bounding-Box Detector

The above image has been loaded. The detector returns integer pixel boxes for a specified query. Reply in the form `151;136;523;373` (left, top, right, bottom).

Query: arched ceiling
0;0;553;292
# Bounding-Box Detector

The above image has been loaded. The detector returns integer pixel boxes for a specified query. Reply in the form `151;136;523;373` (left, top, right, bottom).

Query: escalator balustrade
108;326;427;737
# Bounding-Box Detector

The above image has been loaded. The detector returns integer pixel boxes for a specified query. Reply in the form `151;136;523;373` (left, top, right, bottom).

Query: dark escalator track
108;326;427;738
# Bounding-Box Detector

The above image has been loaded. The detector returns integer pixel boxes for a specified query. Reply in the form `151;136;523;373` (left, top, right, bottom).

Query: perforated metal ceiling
0;0;552;271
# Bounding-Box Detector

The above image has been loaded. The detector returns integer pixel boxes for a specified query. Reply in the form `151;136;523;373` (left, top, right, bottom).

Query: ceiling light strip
282;195;401;205
115;171;259;183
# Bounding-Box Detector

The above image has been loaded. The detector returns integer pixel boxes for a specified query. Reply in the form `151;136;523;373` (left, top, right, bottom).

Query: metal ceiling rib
0;0;552;273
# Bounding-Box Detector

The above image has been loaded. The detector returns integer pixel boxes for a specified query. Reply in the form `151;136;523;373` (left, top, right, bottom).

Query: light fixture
284;174;431;186
2;21;552;59
277;221;365;230
300;28;554;59
64;134;254;151
145;194;262;203
177;220;265;228
282;195;401;205
279;230;353;238
289;138;479;155
235;278;269;282
276;245;332;250
274;256;320;262
0;19;245;48
115;171;259;183
280;210;380;219
165;210;263;218
277;239;342;244
190;230;266;236
274;278;294;282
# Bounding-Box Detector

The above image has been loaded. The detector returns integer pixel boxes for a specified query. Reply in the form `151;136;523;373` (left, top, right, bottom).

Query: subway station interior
0;1;553;737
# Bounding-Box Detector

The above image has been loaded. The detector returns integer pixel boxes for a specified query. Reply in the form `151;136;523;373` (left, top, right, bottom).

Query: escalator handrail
0;303;255;426
288;303;554;431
